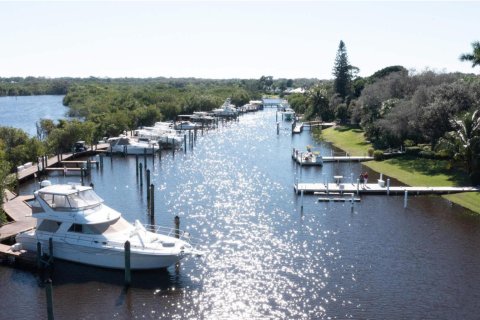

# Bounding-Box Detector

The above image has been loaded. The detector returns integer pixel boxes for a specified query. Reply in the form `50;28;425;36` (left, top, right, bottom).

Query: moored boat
15;182;203;269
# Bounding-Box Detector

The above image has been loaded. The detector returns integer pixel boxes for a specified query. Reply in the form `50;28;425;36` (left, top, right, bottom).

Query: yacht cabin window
39;189;103;210
68;224;97;234
37;220;61;233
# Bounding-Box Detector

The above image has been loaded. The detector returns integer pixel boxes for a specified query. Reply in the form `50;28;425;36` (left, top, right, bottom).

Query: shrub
470;171;480;185
403;139;415;148
419;150;435;159
434;150;451;160
405;146;421;155
368;148;374;157
373;150;384;160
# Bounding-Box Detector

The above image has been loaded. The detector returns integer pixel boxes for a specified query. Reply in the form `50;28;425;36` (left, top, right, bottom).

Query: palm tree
460;41;480;68
448;109;480;174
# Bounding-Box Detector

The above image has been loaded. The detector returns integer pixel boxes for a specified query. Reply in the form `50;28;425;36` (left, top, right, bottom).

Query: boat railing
143;224;201;246
50;225;203;252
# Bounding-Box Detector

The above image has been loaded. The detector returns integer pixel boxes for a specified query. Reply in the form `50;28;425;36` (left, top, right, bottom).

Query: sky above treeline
1;1;478;80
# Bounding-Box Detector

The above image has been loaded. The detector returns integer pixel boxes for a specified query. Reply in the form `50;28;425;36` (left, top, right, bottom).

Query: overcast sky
0;1;478;79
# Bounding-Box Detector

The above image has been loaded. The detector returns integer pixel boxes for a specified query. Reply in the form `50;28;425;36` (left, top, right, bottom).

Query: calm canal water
0;95;68;136
1;98;480;319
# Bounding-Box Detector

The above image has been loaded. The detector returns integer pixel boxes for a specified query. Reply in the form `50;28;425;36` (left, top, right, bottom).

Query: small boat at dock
107;135;159;155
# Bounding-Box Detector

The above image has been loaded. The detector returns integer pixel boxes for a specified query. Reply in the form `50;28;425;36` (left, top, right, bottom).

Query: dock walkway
291;148;373;166
294;182;480;195
16;143;109;181
1;190;35;242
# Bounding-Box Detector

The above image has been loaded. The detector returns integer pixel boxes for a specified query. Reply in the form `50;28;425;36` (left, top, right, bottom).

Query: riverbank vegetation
301;40;480;213
0;76;314;175
318;125;480;214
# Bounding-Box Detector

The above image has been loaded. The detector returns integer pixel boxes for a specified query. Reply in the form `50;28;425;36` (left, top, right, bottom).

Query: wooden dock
303;121;336;129
16;143;109;181
294;182;480;195
322;155;374;162
1;190;35;242
291;148;373;166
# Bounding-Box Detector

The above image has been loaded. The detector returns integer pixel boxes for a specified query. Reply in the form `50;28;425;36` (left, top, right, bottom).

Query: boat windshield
66;189;103;209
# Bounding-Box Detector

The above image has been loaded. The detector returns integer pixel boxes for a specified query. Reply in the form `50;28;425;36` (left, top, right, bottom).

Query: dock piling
135;155;139;176
46;279;54;320
387;179;390;195
124;241;131;287
174;216;180;238
146;169;151;204
356;179;360;195
300;190;304;212
184;134;187;153
150;183;155;217
277;122;279;135
404;190;408;208
139;163;143;186
36;242;42;269
143;148;147;170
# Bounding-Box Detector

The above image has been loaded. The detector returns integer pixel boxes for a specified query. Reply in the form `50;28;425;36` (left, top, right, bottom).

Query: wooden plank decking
16;143;109;181
294;182;480;195
1;191;35;242
291;148;373;166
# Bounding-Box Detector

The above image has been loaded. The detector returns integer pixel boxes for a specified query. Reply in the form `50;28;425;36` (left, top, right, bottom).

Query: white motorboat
108;135;159;155
15;182;202;270
135;123;185;148
190;112;216;123
212;98;238;117
174;121;202;130
282;107;295;121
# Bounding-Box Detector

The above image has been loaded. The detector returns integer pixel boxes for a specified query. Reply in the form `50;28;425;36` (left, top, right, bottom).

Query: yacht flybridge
15;182;203;270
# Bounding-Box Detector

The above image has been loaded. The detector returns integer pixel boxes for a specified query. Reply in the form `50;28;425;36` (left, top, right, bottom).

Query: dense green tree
36;119;56;140
443;110;480;174
46;120;97;153
460;41;480;69
332;40;353;100
305;86;332;121
230;89;250;107
0;159;10;224
287;93;308;114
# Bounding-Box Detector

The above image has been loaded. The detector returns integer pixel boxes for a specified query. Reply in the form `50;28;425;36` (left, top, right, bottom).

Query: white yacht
175;121;202;130
108;135;159;155
212;98;238;117
282;107;295;121
135;123;184;148
15;182;202;270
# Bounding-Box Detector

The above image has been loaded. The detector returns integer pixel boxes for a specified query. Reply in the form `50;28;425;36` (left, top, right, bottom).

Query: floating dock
291;148;374;166
294;182;480;195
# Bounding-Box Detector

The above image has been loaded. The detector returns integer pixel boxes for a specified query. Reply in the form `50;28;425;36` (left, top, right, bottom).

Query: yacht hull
109;145;158;155
16;233;185;270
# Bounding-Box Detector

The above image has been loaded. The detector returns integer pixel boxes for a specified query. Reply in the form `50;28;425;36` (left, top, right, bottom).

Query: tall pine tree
332;40;352;100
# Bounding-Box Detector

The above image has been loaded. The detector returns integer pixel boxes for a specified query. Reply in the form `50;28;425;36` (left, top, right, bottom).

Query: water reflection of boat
107;135;159;154
15;182;202;270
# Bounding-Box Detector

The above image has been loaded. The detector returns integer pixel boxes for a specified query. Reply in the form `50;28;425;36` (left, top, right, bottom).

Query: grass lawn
319;125;480;214
319;125;372;155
